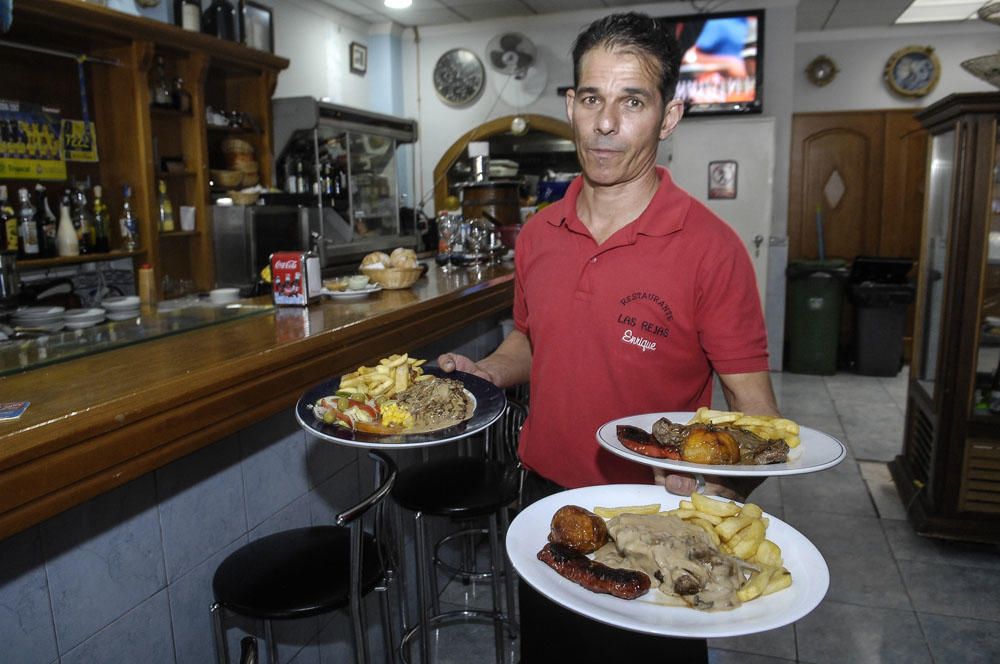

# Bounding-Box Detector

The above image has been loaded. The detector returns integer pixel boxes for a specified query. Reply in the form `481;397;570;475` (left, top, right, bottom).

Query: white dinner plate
65;318;104;330
101;296;141;311
13;306;65;320
63;307;106;320
320;284;382;299
506;484;829;638
596;412;847;477
106;308;141;321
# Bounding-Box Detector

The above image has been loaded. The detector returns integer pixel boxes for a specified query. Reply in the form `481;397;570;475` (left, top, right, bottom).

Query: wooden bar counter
0;264;514;541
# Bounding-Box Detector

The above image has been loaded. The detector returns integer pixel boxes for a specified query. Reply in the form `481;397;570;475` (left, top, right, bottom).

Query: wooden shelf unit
0;0;287;293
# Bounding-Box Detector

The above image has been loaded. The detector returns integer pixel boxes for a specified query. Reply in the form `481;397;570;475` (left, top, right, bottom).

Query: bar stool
210;450;398;664
391;398;527;664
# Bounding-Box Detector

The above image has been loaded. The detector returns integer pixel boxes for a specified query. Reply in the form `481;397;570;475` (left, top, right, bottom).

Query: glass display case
271;98;419;269
891;93;1000;543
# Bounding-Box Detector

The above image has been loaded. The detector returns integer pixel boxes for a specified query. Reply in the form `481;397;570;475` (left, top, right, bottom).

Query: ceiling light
384;0;412;9
895;0;985;24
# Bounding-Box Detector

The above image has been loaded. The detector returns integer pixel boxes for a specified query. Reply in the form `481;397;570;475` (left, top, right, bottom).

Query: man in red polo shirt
439;11;779;662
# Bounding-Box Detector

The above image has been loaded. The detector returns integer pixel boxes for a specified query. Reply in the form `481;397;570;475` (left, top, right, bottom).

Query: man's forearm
478;329;532;389
719;371;780;416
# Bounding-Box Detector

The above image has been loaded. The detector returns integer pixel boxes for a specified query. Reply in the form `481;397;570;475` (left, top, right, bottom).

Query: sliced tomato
347;399;379;420
354;420;398;435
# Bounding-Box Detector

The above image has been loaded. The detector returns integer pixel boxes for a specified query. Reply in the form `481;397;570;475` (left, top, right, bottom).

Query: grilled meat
537;542;651;600
395;377;470;428
548;505;610;554
619;417;789;465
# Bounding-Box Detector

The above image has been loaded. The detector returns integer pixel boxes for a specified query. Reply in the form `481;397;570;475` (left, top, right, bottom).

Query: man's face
566;47;683;187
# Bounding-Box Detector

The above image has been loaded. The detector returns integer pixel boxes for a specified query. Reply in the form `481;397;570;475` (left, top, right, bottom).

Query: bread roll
360;251;390;269
390;247;418;269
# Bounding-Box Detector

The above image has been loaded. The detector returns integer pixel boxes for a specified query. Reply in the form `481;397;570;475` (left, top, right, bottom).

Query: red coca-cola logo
273;259;300;270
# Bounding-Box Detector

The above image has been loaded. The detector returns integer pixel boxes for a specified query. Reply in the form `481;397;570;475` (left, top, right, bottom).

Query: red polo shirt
513;167;769;488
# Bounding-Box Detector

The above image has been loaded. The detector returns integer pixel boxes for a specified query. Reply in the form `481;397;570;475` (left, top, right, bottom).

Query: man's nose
595;105;619;135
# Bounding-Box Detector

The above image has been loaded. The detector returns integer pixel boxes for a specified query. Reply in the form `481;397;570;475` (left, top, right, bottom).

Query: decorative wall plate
805;55;838;87
884;45;940;98
433;48;486;107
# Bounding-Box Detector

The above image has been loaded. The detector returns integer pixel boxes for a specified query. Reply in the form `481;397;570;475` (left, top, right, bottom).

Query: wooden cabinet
891;93;1000;543
1;0;286;293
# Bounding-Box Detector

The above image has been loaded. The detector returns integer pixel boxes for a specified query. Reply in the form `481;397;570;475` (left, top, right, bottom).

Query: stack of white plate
63;307;107;330
101;295;142;321
13;306;66;332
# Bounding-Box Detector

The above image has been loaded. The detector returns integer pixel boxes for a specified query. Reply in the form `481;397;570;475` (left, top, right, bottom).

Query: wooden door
789;112;885;260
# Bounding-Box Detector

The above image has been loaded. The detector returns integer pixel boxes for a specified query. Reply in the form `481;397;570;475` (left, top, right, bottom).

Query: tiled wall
0;318;504;663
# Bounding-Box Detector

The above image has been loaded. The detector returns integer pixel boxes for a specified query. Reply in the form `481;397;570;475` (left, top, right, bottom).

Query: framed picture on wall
241;1;274;53
350;42;368;75
708;160;737;199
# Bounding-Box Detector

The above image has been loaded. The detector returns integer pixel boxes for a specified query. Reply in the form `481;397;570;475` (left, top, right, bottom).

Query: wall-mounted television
658;9;764;116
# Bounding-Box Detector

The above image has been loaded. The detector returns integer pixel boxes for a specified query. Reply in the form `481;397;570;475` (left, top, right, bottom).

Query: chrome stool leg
415;511;433;664
210;602;229;664
487;513;505;664
498;506;518;638
263;620;277;664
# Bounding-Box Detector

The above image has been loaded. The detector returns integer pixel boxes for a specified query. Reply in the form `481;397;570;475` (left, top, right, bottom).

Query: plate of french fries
506;484;829;637
596;409;846;477
294;354;506;448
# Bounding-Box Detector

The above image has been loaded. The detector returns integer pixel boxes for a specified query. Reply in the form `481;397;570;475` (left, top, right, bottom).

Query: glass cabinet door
347;132;399;238
974;126;1000;416
916;129;956;397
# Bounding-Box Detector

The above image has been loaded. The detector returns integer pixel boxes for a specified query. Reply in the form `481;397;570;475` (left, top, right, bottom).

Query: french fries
687;407;802;449
666;493;791;602
337;353;431;401
592;503;661;518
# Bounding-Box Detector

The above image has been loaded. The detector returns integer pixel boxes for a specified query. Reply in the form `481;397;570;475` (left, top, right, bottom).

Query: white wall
794;21;999;113
262;0;372;107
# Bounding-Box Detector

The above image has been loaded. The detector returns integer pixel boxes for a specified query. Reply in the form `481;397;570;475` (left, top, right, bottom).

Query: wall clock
805;55;838;87
433;48;486;107
884;45;940;98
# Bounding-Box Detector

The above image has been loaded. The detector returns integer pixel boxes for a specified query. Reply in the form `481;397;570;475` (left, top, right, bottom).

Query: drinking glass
435;213;460;273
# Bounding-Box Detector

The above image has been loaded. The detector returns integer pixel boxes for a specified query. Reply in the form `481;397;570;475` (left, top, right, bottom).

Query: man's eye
625;98;643;109
582;96;599;105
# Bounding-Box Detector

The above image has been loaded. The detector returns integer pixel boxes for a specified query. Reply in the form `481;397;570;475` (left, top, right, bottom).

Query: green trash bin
786;259;848;375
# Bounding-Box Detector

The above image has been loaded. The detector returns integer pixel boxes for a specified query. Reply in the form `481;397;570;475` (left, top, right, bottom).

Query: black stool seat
392;457;520;518
213;526;383;620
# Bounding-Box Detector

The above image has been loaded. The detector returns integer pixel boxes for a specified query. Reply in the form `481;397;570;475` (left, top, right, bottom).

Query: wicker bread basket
361;266;423;289
228;190;261;206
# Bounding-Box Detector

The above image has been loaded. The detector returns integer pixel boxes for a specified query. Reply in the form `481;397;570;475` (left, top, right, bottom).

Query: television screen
658;10;764;116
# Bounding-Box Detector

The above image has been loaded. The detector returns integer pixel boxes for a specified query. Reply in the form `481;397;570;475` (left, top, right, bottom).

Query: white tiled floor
429;368;1000;664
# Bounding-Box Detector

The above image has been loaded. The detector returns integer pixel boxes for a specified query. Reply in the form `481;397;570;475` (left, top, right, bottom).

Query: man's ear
565;88;576;127
659;99;685;140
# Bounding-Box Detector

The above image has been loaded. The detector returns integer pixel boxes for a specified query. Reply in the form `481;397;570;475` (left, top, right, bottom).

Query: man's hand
437;353;496;384
653;467;764;502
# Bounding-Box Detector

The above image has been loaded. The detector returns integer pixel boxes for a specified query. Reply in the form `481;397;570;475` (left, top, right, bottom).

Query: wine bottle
92;185;110;253
158;180;176;232
202;0;237;41
0;186;18;254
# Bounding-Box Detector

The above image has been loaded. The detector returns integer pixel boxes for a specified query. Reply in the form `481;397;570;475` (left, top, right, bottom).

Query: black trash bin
848;256;915;376
786;259;849;375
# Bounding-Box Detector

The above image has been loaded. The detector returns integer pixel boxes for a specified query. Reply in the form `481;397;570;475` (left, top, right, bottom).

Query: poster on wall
61;119;99;162
0;99;67;180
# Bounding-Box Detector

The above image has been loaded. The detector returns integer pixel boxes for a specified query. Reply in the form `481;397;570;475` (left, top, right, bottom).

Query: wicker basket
361;266;423;290
228;190;261;206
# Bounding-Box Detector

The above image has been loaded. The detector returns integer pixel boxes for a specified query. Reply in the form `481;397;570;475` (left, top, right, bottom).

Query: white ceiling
316;0;920;31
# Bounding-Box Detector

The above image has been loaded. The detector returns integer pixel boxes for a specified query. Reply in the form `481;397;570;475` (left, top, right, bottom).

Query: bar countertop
0;263;515;540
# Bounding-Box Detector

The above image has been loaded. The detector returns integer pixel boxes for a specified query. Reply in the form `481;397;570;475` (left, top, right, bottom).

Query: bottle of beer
0;186;18;254
72;184;92;254
17;188;39;258
91;185;110;253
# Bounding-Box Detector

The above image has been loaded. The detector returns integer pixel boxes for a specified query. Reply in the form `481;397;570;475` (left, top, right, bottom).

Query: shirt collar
545;166;690;239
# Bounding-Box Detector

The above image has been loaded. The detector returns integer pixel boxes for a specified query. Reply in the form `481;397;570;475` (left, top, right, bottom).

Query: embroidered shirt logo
617;291;672;354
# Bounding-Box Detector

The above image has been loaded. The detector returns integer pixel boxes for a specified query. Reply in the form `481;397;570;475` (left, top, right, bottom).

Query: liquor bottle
151;56;174;109
34;184;56;257
119;184;139;251
91;185;110;253
285;159;298;193
72;184;92;254
172;77;191;113
0;186;18;254
56;195;80;257
202;0;237;41
174;0;201;32
158;180;176;232
17;188;39;258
